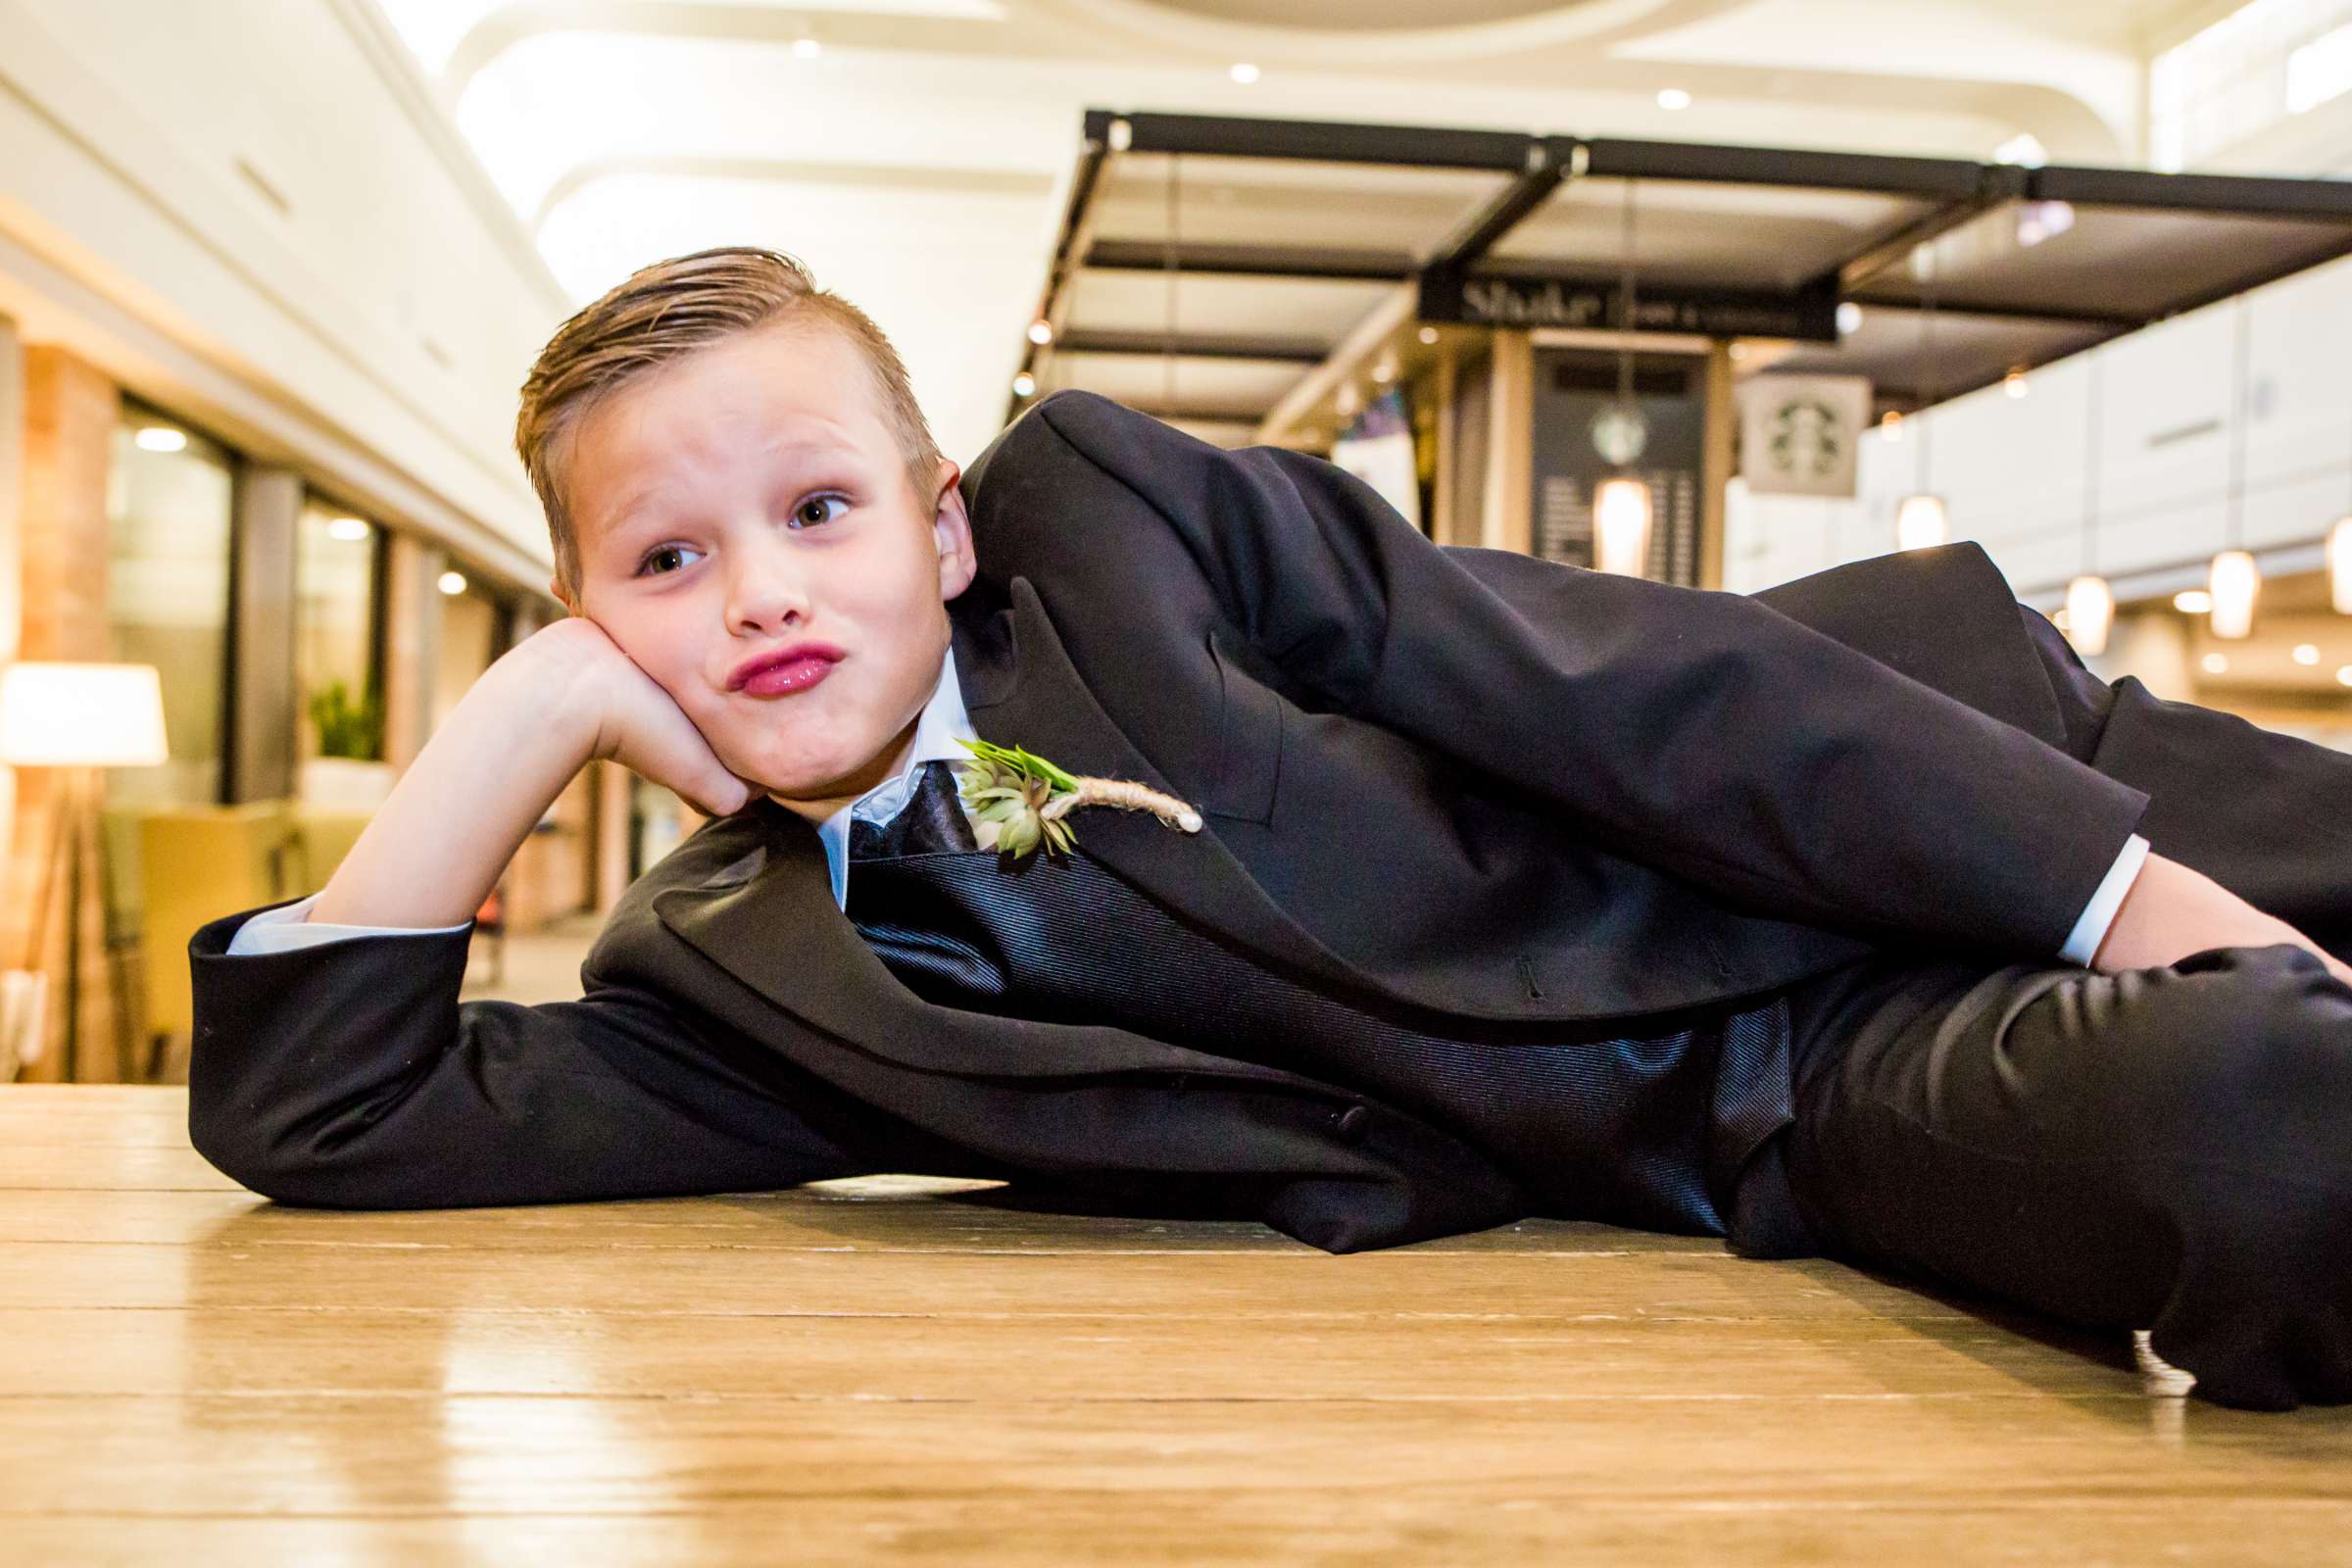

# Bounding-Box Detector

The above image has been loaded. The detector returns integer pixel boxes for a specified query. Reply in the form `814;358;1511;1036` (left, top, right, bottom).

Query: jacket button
1331;1104;1370;1145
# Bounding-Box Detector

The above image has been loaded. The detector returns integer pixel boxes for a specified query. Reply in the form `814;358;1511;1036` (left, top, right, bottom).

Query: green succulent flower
954;736;1081;859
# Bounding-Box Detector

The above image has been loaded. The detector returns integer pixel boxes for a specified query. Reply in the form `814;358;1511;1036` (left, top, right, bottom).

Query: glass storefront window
102;405;235;1024
430;566;508;733
105;407;232;811
295;501;384;768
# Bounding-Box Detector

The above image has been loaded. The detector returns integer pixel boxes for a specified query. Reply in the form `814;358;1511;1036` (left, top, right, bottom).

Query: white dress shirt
222;641;2149;965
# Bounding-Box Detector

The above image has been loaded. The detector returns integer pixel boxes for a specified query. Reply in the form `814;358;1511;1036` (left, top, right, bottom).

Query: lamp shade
0;662;170;766
2207;550;2259;640
1592;477;1653;577
2063;574;2114;657
1894;493;1947;552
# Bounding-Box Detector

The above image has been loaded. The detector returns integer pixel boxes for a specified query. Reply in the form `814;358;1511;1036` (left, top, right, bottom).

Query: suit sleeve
1020;391;2152;957
185;897;897;1208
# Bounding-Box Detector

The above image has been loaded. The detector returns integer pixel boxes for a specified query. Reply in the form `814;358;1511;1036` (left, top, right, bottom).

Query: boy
189;248;2352;1411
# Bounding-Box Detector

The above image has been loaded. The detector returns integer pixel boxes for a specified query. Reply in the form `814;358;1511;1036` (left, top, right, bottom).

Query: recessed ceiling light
326;516;370;541
2338;665;2352;687
437;570;467;597
1657;88;1692;111
1417;326;1439;345
1836;302;1863;335
792;36;820;59
1026;319;1053;346
2004;369;2030;399
2175;589;2214;613
1011;371;1036;397
2295;643;2322;664
134;426;187;453
2202;653;2230;674
1230;62;1260;84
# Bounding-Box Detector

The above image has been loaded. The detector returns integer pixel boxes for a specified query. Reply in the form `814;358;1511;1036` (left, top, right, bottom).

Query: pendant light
2208;295;2258;640
2065;355;2114;656
1895;248;1946;551
1592;178;1653;577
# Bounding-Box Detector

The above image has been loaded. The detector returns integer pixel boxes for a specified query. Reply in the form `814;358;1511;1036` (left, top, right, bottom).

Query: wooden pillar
1481;330;1534;557
227;466;300;804
1429;341;1459;548
496;597;592;933
3;347;123;1082
591;760;632;913
1698;342;1736;591
379;534;443;771
0;317;22;906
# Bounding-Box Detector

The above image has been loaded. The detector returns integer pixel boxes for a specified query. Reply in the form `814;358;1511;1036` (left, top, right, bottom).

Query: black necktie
848;759;980;860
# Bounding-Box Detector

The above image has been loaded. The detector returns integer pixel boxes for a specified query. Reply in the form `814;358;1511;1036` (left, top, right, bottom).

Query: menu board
1528;348;1705;586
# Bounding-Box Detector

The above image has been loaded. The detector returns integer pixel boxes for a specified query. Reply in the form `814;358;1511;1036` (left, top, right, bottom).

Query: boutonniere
952;736;1202;862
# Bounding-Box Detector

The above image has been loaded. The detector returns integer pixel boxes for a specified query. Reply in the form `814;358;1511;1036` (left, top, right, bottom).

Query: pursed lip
727;641;847;692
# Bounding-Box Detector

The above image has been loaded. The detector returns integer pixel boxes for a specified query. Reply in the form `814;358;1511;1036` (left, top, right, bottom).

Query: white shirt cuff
222;892;473;956
2058;832;2151;966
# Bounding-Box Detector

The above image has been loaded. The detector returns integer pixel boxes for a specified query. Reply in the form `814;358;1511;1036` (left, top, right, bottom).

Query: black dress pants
1763;609;2352;1412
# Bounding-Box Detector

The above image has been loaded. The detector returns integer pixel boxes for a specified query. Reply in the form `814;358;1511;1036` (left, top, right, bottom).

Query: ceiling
368;0;2243;463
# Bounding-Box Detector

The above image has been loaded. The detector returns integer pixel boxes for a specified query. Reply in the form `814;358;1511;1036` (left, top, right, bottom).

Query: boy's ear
548;574;574;615
931;458;977;598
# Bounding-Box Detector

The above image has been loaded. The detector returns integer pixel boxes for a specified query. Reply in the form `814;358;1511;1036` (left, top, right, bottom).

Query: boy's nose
721;534;815;635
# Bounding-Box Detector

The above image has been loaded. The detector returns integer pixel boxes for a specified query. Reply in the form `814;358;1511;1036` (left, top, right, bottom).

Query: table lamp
0;662;170;1082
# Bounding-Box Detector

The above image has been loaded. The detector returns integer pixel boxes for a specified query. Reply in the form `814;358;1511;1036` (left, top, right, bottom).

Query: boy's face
552;320;976;811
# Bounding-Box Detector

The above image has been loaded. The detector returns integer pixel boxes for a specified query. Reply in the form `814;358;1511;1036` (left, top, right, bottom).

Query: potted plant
298;679;393;809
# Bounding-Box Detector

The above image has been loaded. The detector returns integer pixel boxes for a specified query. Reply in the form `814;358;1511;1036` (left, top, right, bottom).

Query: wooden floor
6;1087;2351;1566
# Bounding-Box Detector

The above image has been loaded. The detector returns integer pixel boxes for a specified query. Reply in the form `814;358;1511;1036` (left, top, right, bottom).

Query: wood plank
0;1240;2018;1323
11;1502;2352;1568
0;1144;245;1191
2;1394;2347;1523
0;1305;2140;1401
0;1186;1720;1254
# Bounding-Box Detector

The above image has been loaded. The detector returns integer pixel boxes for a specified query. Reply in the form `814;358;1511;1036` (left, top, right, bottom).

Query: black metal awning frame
1015;108;2352;431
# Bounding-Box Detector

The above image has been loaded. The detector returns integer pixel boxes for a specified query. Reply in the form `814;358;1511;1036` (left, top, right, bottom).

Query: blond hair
515;246;943;601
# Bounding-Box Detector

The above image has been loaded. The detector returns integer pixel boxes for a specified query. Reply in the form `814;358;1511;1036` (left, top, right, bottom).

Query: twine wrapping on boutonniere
952;735;1202;862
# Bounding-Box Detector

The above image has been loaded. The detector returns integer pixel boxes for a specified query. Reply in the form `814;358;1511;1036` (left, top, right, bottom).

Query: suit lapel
955;575;1387;1000
652;573;1388;1075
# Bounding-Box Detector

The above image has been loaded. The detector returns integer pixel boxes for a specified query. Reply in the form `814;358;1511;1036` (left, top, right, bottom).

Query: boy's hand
517;618;757;820
2092;850;2352;990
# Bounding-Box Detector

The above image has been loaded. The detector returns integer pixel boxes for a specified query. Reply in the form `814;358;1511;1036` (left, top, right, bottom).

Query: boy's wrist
493;619;606;727
2090;852;2345;983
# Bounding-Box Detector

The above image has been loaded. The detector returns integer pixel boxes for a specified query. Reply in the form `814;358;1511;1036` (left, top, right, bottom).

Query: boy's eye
791;494;849;528
636;544;702;577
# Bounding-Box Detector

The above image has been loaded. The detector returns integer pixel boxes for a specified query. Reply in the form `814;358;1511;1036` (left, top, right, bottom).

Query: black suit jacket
184;390;2149;1252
